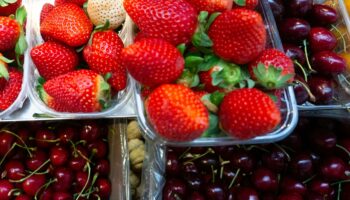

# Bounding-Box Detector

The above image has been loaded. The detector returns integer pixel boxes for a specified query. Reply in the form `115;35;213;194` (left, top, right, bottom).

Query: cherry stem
295;80;316;102
26;169;49;175
274;143;291;162
280;144;296;153
338;183;342;200
84;173;99;199
1;129;32;157
246;145;269;153
331;179;350;186
228;168;241;189
294;60;308;82
331;24;347;53
0;143;17;166
303;174;316;184
211;165;216;184
336;144;350;159
69;140;78;157
220;165;224;179
11;159;50;183
34;178;57;200
338;74;350;87
94;194;101;200
303;40;316;73
76;162;91;200
30;137;60;143
184;148;214;164
8;188;21;197
178;147;191;159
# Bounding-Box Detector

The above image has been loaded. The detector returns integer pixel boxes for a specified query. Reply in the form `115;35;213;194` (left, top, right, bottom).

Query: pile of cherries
163;117;350;200
0;121;111;200
268;0;347;105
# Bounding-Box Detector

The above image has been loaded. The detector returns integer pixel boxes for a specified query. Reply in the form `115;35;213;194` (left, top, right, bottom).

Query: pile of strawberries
123;0;296;141
0;0;26;111
31;0;127;113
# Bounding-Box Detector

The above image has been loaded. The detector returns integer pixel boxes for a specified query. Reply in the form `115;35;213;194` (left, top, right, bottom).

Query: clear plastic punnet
0;0;30;119
26;0;133;119
133;0;298;146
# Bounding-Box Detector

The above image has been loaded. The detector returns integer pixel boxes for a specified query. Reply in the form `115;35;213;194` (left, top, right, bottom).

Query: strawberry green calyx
177;69;200;88
233;0;246;6
0;55;13;81
0;0;17;7
211;61;242;89
14;6;27;66
177;43;186;55
253;63;293;90
97;77;111;110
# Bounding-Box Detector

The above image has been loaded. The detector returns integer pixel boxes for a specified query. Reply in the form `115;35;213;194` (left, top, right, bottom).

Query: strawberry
0;68;22;111
186;0;232;13
37;90;70;112
0;16;20;52
219;88;281;139
83;30;124;74
0;0;21;16
199;66;222;92
208;9;266;64
121;38;184;87
40;3;93;47
248;49;295;89
40;3;54;25
87;0;126;29
107;70;127;92
55;0;86;6
31;41;79;80
232;0;258;9
134;32;148;43
0;54;11;90
145;84;209;141
124;0;197;45
40;70;111;113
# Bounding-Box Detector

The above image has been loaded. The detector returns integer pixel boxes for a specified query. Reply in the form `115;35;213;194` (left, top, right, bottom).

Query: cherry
163;178;187;200
22;174;46;196
190;147;207;154
312;51;346;75
181;161;198;175
35;130;56;148
309;27;337;53
166;152;180;175
235;187;259;200
286;0;312;17
26;150;48;171
222;167;242;186
0;180;13;200
0;132;15;156
76;145;89;158
319;157;346;181
183;173;202;191
279;18;310;43
205;183;226;200
75;171;89;190
16;129;30;146
80;121;101;143
277;193;303;200
95;178;111;199
69;156;87;171
95;159;110;177
11;149;26;160
283;43;305;64
252;168;278;192
230;150;256;172
57;126;77;145
309;4;338;26
88;141;108;159
189;191;205;200
308;151;321;166
293;76;309;105
213;146;236;159
52;192;73;200
4;160;25;180
290;153;314;179
50;146;69;166
39;187;53;200
53;167;73;192
197;154;219;172
268;0;285;21
310;179;332;196
280;176;306;195
15;194;31;200
280;132;303;150
308;129;337;151
262;146;288;172
305;192;325;200
308;76;334;104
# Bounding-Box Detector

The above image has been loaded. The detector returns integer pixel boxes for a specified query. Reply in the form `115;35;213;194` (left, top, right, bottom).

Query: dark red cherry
57;126;77;144
310;179;332;196
308;76;334;104
50;146;69;166
188;192;205;200
15;194;31;200
0;180;13;200
183;174;202;191
35;129;56;148
319;157;346;181
166;152;180;175
290;153;313;179
279;18;310;43
205;183;226;200
163;178;187;200
69;156;87;171
309;4;338;26
181;161;198;175
0;131;15;156
235;187;259;200
308;129;337;151
26;150;48;171
80;121;101;143
230;149;256;172
197;154;219;172
283;43;305;64
52;192;73;200
252;168;278;192
312;51;346;75
95;178;111;199
287;0;313;17
293;76;309;105
88;141;108;159
22;174;46;197
75;171;89;190
280;176;306;195
95;159;110;177
309;27;337;53
277;193;303;200
53;167;73;192
4;160;25;180
262;146;288;173
39;187;54;200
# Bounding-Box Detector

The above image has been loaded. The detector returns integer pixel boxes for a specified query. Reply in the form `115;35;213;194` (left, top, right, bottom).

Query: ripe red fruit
0;180;13;200
186;0;232;13
0;0;22;16
199;66;222;92
146;84;209;141
208;9;266;64
50;146;69;166
22;174;46;197
55;0;87;6
0;16;20;52
40;3;54;25
219;88;281;139
0;68;22;111
232;0;258;9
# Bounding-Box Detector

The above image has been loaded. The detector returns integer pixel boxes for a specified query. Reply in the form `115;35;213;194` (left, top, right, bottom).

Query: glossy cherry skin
230;150;256;172
197;154;219;172
283;43;305;64
320;157;346;181
312;51;346;75
39;187;54;200
280;131;303;150
277;193;303;200
0;132;15;156
287;0;313;17
50;146;69;166
53;167;73;192
163;178;187;200
166;152;180;175
279;18;310;43
35;130;56;148
205;183;226;200
183;173;202;191
293;76;309;105
308;76;334;104
95;159;110;177
308;129;337;151
52;192;73;200
0;180;13;200
189;192;205;200
181;161;198;175
80;121;101;143
75;171;89;190
213;146;236;159
4;160;25;180
96;178;111;199
262;146;288;172
88;141;108;159
57;126;77;144
290;153;313;179
309;27;337;53
22;174;46;196
16;128;30;146
235;187;259;200
310;179;332;195
309;4;338;26
69;155;87;171
252;168;278;192
280;176;306;195
268;0;285;21
15;194;31;200
26;150;48;171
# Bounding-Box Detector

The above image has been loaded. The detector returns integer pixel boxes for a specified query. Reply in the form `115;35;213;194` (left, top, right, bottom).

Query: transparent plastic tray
0;0;30;119
26;0;133;119
298;0;350;112
134;0;298;146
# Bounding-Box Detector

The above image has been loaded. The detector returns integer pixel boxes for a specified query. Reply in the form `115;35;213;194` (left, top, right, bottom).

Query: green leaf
37;77;46;85
233;0;246;6
0;0;8;7
198;55;219;71
201;113;223;138
95;19;110;31
221;62;241;85
211;70;223;86
192;32;213;47
210;91;225;106
104;72;112;81
185;56;203;73
247;79;255;88
15;6;26;26
176;43;186;55
190;74;200;88
205;12;220;31
0;62;9;80
5;0;17;3
0;55;13;64
15;33;27;55
76;45;85;53
198;11;209;23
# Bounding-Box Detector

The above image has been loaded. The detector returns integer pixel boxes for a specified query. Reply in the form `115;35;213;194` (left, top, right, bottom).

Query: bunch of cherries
269;0;348;105
0;121;111;200
163;117;350;200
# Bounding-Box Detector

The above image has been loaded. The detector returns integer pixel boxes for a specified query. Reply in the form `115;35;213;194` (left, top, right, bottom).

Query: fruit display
127;120;145;199
29;0;130;114
268;0;350;106
0;2;27;116
139;117;350;200
127;0;297;143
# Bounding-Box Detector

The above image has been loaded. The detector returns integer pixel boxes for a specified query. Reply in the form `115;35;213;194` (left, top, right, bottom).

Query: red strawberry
199;66;222;92
134;32;148;43
107;70;127;92
83;30;124;74
40;3;93;47
0;54;11;90
0;68;22;111
219;88;281;139
146;84;209;141
186;0;232;13
0;16;20;52
248;49;295;89
31;41;79;80
55;0;87;6
0;0;22;16
40;3;54;25
232;0;258;9
37;90;70;112
124;0;197;45
41;70;110;112
121;38;184;87
208;9;266;64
